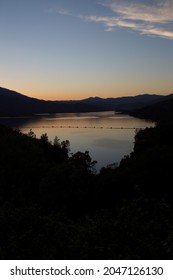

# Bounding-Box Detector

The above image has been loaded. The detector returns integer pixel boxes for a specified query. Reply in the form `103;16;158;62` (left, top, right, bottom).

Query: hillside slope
128;94;173;122
0;86;169;116
0;87;99;116
82;94;164;111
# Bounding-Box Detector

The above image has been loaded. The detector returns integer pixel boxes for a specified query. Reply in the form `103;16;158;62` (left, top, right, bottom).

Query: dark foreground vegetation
0;120;173;259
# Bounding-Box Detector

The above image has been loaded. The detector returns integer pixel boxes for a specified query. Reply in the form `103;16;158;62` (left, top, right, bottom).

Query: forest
0;118;173;259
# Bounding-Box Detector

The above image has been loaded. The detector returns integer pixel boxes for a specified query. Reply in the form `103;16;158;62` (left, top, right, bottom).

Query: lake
0;111;154;170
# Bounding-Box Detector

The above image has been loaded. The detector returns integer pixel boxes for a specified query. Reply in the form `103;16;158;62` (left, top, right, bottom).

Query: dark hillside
128;94;173;122
0;122;173;259
0;87;173;259
0;86;166;116
0;87;100;116
81;94;164;111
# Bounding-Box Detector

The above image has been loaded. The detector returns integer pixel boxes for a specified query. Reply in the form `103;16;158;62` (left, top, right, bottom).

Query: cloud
87;0;173;39
53;1;173;39
58;9;74;16
109;0;173;23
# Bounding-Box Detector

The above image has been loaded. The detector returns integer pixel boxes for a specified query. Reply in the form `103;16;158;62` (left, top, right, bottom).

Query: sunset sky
0;0;173;100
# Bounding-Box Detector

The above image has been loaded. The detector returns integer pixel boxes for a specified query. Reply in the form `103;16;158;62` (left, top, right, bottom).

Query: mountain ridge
128;93;173;122
0;86;171;117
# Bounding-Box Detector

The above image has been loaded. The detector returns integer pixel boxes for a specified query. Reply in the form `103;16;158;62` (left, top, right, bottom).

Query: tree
40;133;49;143
27;129;36;138
61;140;70;155
53;136;60;147
70;151;97;173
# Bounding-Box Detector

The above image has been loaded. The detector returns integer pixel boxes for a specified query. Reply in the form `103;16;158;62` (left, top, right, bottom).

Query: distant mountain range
0;87;101;116
0;87;173;121
81;94;165;111
128;94;173;122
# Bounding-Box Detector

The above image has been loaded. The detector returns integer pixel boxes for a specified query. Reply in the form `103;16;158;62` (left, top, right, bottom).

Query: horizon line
0;86;172;102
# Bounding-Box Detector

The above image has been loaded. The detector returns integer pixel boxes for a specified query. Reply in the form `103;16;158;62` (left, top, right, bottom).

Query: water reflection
0;111;154;170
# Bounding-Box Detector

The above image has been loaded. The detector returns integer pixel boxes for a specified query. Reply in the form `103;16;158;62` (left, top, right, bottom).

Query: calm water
0;111;154;170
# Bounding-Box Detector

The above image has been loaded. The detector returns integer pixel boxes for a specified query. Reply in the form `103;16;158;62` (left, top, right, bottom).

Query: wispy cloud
58;9;74;17
53;1;173;39
87;0;173;39
109;0;173;23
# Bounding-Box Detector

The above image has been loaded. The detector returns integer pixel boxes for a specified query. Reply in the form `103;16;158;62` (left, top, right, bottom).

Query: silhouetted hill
128;94;173;122
0;86;168;117
81;94;165;111
1;121;173;259
0;87;100;116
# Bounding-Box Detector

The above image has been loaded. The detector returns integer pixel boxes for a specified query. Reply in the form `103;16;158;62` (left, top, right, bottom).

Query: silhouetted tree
40;133;49;143
27;129;36;138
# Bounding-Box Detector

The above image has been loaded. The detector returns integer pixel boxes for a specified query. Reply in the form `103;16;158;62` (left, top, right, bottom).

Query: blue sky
0;0;173;100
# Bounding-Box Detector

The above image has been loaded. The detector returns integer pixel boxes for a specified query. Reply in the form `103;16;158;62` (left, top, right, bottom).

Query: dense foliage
0;123;173;259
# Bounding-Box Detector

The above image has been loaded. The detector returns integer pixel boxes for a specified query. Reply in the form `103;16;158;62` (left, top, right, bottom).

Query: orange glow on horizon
1;81;172;101
20;88;173;101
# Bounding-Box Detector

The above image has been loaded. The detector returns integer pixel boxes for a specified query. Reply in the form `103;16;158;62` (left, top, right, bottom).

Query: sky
0;0;173;100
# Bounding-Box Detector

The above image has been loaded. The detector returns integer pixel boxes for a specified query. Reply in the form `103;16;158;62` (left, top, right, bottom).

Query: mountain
0;86;169;117
128;94;173;122
0;87;100;116
81;94;165;111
